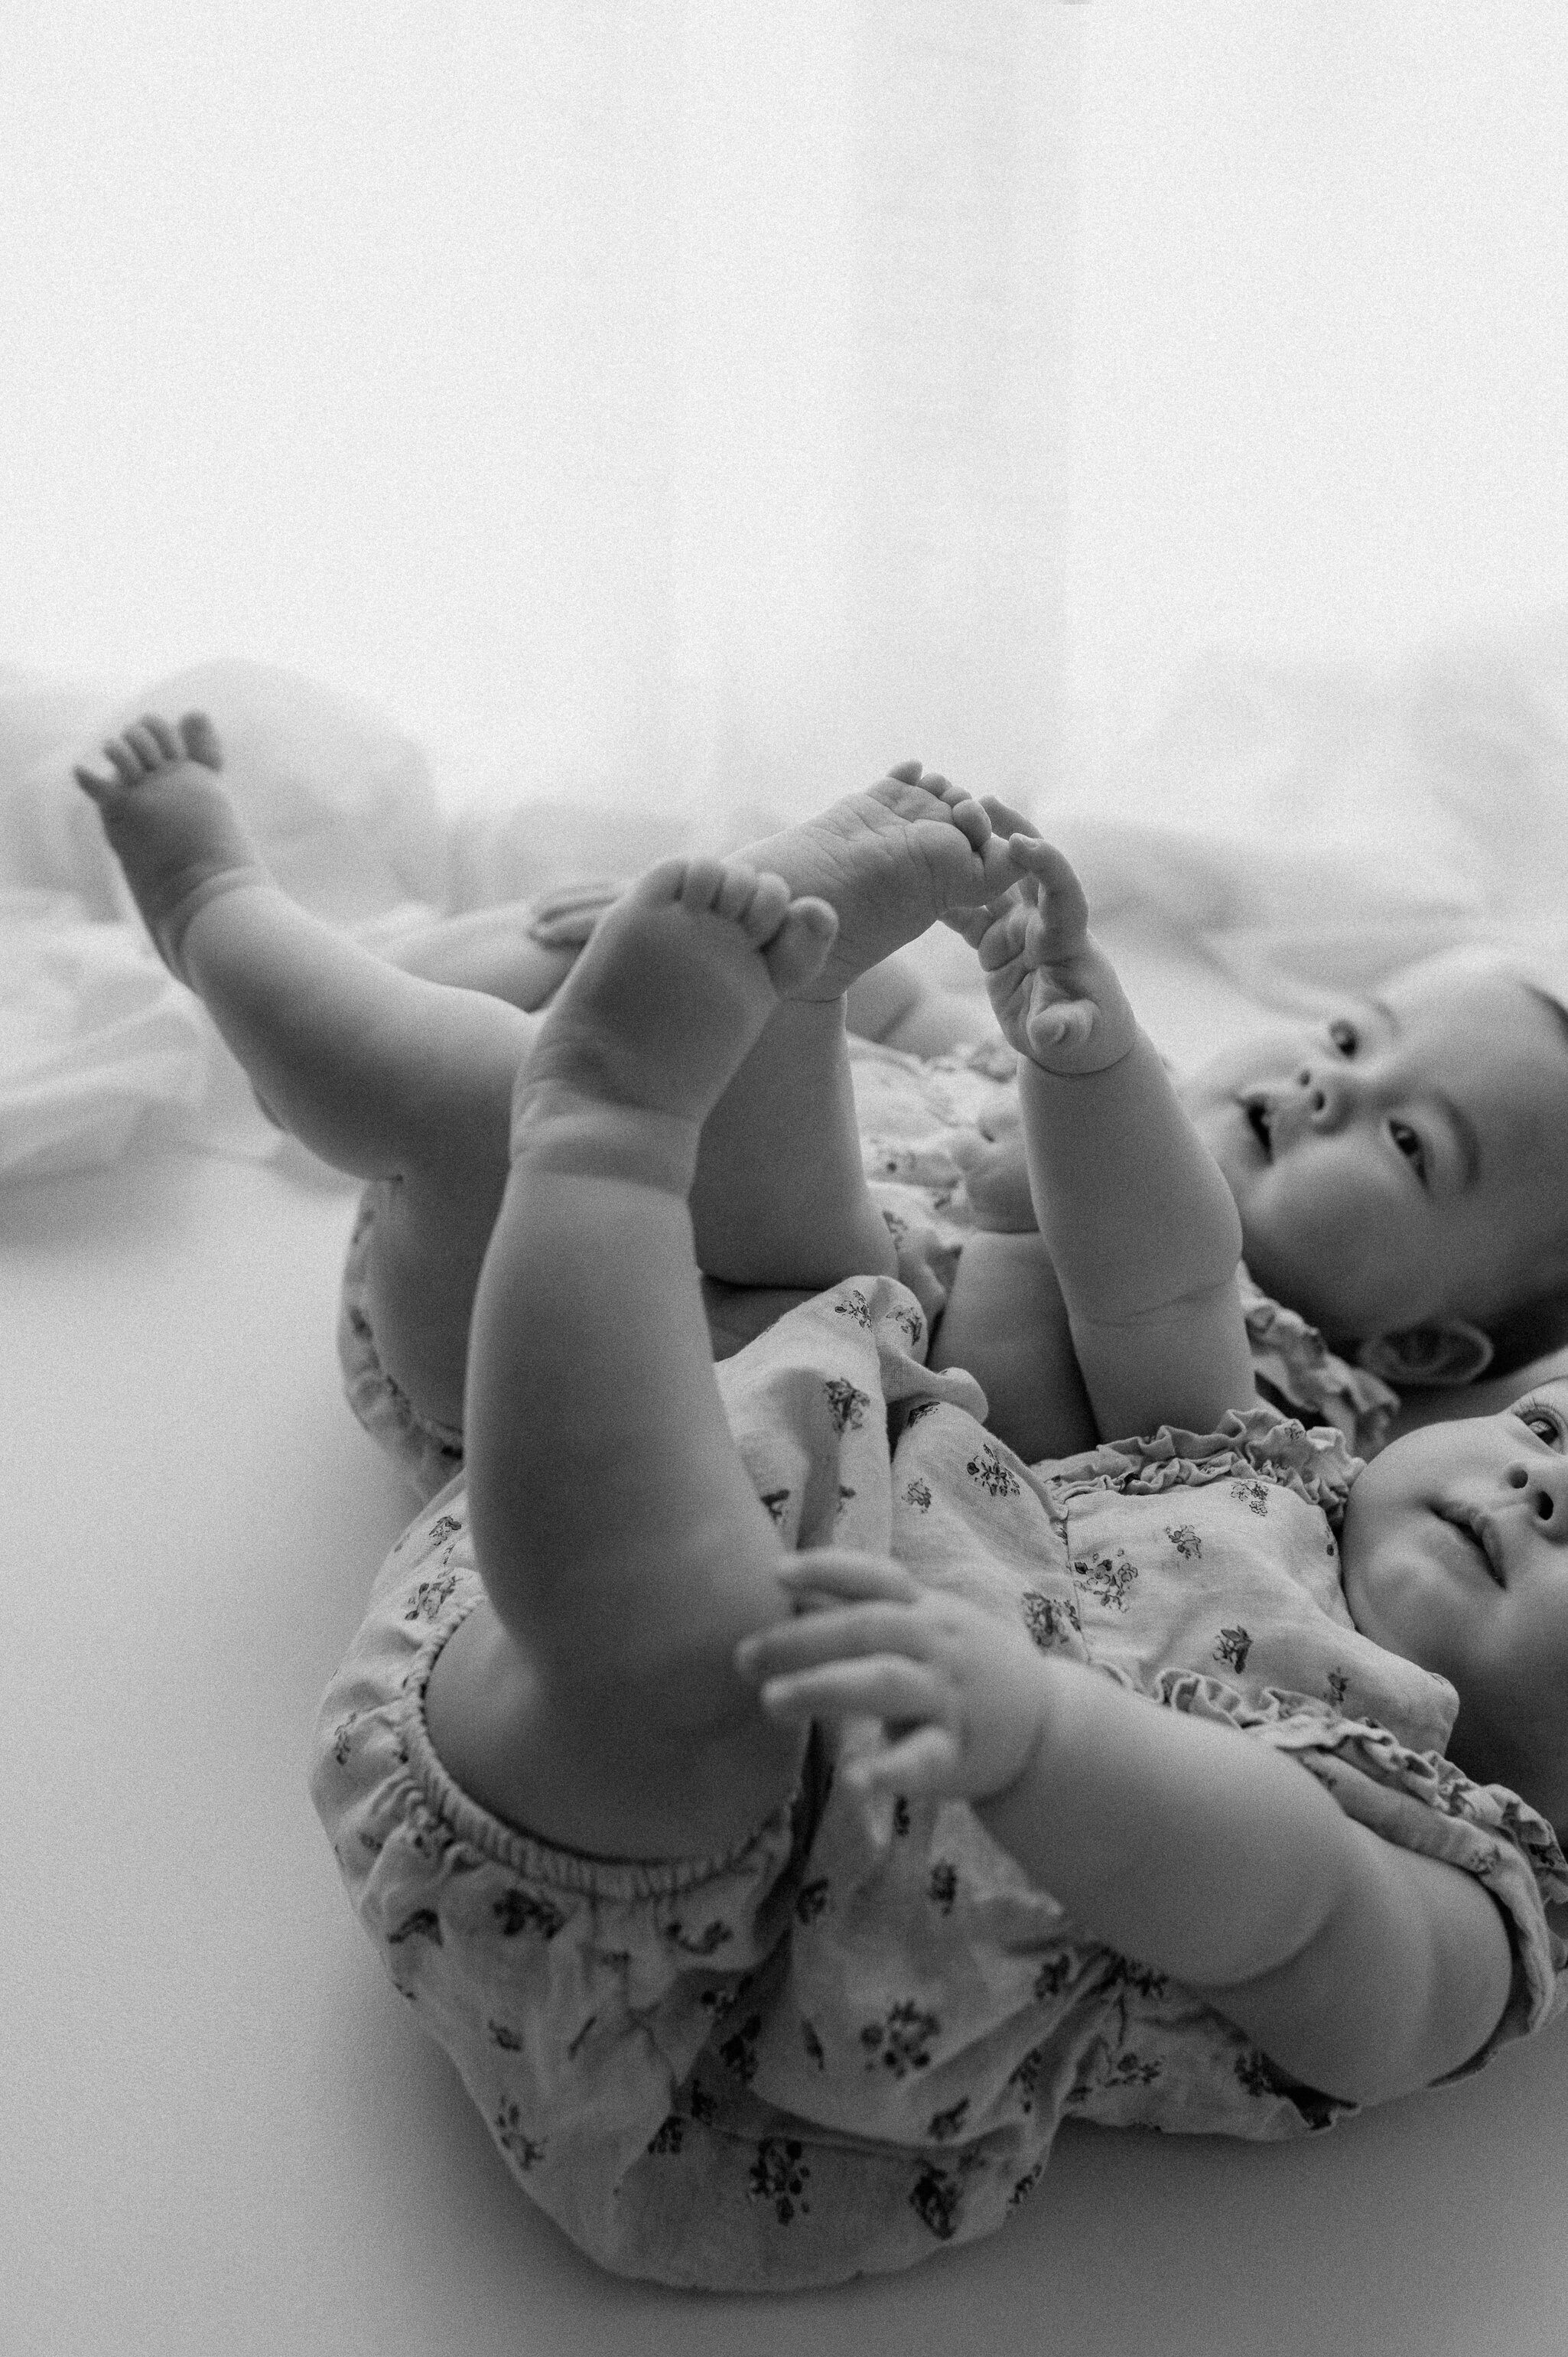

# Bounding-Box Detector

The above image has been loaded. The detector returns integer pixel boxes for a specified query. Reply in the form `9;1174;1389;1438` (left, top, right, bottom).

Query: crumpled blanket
0;657;449;1181
12;624;1568;1183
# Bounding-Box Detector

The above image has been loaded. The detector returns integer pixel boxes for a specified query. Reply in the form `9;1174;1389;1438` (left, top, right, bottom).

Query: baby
74;718;1568;1502
440;898;1568;1456
930;930;1568;1447
75;718;1568;2290
74;721;1039;1499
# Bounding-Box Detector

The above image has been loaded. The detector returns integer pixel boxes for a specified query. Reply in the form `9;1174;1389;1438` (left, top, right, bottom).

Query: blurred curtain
519;0;1082;816
0;2;1081;816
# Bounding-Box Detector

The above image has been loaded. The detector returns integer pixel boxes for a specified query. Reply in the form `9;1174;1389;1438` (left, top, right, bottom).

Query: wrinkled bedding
10;632;1568;2349
9;627;1568;1183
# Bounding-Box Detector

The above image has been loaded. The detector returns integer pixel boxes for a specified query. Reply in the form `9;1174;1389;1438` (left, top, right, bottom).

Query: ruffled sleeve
1051;1404;1362;1528
1238;1263;1399;1457
1143;1671;1568;2075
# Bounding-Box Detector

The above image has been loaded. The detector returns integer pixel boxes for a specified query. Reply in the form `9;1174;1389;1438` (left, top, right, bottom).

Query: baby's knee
429;1599;802;1861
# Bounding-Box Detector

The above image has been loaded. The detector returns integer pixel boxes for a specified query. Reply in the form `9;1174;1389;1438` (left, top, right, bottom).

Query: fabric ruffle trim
1117;1666;1568;2055
1141;1668;1568;1902
1238;1263;1399;1454
1049;1405;1361;1527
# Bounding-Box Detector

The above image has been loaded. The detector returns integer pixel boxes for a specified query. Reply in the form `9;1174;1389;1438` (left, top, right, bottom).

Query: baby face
1339;1379;1568;1825
1180;960;1568;1342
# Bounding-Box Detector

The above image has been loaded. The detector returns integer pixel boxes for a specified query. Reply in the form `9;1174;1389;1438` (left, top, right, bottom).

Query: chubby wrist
969;1650;1082;1854
1015;1028;1141;1095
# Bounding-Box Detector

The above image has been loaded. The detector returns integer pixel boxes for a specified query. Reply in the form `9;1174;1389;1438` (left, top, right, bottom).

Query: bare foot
511;855;838;1177
73;712;268;982
735;760;1033;1001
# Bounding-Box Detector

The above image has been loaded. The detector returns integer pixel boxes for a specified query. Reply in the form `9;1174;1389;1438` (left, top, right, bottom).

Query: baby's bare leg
690;763;1030;1288
845;952;1002;1054
76;713;530;1176
426;855;838;1860
76;715;529;1427
385;889;994;1050
387;910;577;1011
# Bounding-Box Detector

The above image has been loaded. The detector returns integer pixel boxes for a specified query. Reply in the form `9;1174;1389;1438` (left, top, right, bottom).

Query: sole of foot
512;854;838;1158
73;711;266;979
736;760;1031;1001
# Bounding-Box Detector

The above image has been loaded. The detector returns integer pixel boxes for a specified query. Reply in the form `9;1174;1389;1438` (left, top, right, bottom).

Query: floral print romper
336;1034;1399;1502
310;1275;1567;2292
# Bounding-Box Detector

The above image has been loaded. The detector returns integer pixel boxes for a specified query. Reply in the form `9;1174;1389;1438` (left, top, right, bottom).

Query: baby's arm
930;1229;1098;1460
737;1558;1513;2105
974;839;1257;1441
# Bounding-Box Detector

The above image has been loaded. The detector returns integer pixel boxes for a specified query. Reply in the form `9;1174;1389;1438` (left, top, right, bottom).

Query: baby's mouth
1439;1503;1505;1587
1241;1095;1274;1159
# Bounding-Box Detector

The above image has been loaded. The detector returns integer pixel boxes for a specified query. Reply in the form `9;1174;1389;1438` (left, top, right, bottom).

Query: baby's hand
735;1551;1047;1803
947;1099;1037;1232
968;837;1138;1076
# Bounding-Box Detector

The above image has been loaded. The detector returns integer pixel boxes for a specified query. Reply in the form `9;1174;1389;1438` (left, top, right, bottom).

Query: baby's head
1180;949;1568;1379
1340;1377;1568;1836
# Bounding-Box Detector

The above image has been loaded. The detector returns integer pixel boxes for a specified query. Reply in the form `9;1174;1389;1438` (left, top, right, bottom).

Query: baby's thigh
425;1591;808;1865
364;1147;511;1436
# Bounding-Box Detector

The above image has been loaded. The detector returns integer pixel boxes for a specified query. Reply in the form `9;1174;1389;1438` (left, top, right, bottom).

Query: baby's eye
1327;1019;1358;1055
1389;1119;1427;1181
1518;1402;1564;1444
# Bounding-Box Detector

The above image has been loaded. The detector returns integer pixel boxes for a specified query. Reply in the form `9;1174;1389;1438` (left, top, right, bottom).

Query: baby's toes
978;794;1039;841
102;736;149;786
177;711;223;770
122;723;168;773
674;855;732;913
735;869;791;942
760;895;836;994
946;795;991;852
710;860;765;924
140;715;183;764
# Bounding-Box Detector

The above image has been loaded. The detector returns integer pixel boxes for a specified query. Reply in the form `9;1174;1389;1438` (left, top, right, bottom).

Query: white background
5;2;1568;801
1072;0;1568;754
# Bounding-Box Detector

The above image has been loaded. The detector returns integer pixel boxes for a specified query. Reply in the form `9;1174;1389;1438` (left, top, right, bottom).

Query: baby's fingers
1026;985;1097;1053
976;793;1039;842
773;1551;922;1608
737;1597;930;1684
844;1724;963;1799
752;1653;948;1730
942;874;1037;949
1007;836;1091;942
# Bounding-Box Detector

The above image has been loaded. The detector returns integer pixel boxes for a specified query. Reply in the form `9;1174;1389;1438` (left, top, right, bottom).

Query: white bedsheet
8;642;1568;2349
6;947;1568;2357
11;629;1568;1185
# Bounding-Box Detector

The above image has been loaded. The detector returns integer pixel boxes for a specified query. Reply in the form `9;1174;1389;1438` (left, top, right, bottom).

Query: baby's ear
1356;1321;1495;1389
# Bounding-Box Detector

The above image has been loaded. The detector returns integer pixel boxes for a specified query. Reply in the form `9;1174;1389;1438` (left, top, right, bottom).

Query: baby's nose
1296;1063;1359;1128
1506;1456;1568;1539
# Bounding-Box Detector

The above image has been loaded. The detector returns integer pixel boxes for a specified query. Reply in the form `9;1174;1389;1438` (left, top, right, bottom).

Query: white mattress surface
6;1135;1568;2357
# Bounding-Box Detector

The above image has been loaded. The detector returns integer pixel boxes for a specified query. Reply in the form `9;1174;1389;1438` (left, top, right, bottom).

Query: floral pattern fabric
311;1277;1567;2291
337;1036;1397;1502
845;1034;1399;1454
